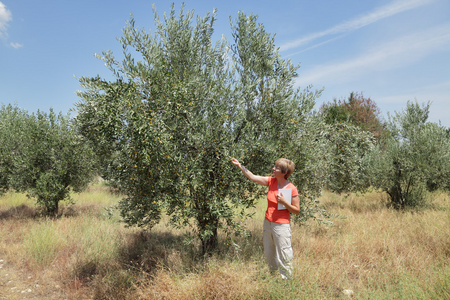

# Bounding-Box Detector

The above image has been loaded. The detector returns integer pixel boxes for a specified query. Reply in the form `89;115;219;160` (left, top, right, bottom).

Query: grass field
0;184;448;299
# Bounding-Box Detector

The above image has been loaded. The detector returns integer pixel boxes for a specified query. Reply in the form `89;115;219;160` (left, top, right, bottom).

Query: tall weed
23;219;62;268
59;215;123;280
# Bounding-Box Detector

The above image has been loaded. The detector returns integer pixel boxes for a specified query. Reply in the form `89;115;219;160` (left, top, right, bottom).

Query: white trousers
263;219;293;279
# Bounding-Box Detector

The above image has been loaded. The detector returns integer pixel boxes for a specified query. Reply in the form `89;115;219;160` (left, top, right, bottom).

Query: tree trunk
198;213;219;256
47;199;59;216
201;226;218;256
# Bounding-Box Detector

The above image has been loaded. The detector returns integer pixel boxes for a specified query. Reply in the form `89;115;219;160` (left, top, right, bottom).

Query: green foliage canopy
76;4;322;253
321;92;385;139
365;101;450;209
0;104;96;214
324;122;375;194
0;104;29;194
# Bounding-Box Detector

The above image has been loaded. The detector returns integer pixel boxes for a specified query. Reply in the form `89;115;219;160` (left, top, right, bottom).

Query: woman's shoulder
287;182;299;193
287;181;297;188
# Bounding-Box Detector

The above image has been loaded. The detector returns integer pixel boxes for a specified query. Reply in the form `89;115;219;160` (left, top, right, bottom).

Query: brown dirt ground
0;258;68;300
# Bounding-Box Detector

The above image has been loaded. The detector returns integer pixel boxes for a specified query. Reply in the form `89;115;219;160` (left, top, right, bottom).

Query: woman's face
272;165;285;178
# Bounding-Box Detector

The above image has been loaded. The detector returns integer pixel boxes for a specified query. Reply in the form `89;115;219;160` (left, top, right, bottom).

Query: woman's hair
275;158;295;179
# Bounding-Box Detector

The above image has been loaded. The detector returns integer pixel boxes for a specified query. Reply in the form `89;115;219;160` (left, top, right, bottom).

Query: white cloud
295;23;450;87
284;35;345;58
280;0;437;52
10;42;22;49
377;79;450;105
376;82;450;127
0;1;12;39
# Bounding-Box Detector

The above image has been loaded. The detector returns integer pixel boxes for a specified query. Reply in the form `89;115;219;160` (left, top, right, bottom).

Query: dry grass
292;190;449;299
0;186;448;299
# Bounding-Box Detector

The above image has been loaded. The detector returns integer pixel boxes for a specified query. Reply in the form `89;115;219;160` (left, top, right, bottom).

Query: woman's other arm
277;194;300;215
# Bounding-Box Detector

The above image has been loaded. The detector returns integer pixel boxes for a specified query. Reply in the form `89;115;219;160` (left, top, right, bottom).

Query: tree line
1;4;449;254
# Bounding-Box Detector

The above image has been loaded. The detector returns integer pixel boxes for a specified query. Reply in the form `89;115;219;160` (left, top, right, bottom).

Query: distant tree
324;122;375;194
422;123;450;192
286;115;333;224
321;92;385;139
0;104;30;194
76;5;323;254
365;101;450;209
321;99;352;125
0;105;97;215
345;92;385;137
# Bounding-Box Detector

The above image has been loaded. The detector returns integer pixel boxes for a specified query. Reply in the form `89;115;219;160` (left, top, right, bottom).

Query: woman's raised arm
231;158;269;186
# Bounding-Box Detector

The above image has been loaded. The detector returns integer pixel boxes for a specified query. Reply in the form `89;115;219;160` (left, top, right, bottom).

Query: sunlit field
0;184;448;299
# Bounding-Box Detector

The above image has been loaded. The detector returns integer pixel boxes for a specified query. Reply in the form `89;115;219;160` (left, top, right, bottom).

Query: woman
231;157;300;279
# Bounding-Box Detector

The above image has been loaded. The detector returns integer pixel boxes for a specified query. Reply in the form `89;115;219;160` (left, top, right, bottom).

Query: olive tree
76;4;322;254
287;115;334;223
324;122;375;194
0;104;30;194
365;101;450;209
0;104;96;215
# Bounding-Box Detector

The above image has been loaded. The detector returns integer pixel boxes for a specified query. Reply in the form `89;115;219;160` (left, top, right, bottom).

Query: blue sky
1;0;449;127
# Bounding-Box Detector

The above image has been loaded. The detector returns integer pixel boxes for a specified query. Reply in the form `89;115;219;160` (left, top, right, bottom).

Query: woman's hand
231;158;241;167
278;194;300;215
230;157;269;187
276;192;287;206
